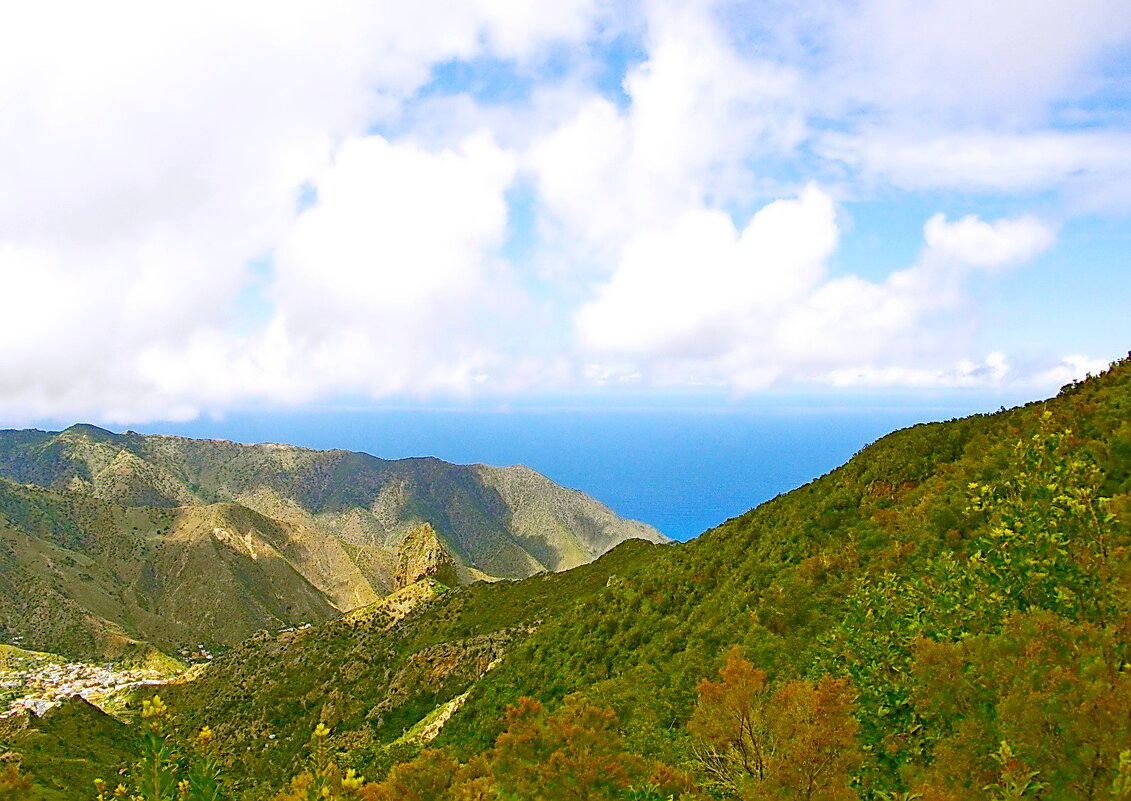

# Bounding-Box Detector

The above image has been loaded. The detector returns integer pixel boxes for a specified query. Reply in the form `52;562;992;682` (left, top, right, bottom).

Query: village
0;656;169;718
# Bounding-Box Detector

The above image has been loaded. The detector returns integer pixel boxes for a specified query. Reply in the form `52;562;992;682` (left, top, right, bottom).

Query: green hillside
0;481;340;657
0;426;666;580
159;539;664;790
0;696;135;801
3;356;1129;800
0;428;664;659
435;356;1131;796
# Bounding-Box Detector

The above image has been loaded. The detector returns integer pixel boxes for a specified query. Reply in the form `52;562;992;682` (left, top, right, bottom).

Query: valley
0;427;664;661
0;356;1128;800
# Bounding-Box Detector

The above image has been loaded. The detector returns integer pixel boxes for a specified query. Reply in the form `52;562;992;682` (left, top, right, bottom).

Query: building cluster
177;643;217;662
0;658;168;717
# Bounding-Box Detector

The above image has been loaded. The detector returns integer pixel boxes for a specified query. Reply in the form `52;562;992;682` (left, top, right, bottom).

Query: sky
1;0;1130;428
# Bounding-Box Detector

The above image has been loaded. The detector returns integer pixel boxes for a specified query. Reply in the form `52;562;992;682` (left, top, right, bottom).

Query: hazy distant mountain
0;425;665;658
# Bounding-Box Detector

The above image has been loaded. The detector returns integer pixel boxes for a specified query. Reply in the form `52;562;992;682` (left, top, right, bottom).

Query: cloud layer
0;0;1127;422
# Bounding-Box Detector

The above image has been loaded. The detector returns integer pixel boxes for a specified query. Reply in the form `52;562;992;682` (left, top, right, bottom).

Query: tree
689;647;861;801
965;410;1122;624
0;763;44;801
356;695;698;801
358;749;457;801
271;723;370;801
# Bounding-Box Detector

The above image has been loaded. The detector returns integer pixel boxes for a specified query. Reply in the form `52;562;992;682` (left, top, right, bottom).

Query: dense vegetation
159;540;664;790
433;356;1131;799
2;355;1129;799
434;356;1129;797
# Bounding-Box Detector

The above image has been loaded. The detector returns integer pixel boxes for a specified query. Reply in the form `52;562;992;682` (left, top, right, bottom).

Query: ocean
153;401;1005;541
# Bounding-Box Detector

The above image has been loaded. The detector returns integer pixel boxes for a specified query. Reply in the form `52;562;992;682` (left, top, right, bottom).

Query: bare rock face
394;523;460;589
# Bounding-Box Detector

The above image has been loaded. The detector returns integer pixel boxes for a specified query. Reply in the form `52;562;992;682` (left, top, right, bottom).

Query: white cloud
794;1;1131;203
921;213;1056;270
131;132;525;412
528;2;803;260
821;129;1131;196
773;214;1057;378
825;352;1013;389
576;188;1059;390
824;0;1131;124
0;1;598;422
275;135;514;318
527;97;636;256
0;0;1123;423
266;133;521;396
1034;354;1113;388
577;186;838;358
476;0;606;59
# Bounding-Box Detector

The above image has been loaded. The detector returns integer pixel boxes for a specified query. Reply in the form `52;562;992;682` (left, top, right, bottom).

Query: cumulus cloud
127;132;526;414
0;0;598;422
476;0;607;59
0;0;1123;423
528;2;803;260
769;213;1058;381
921;213;1056;270
577;186;838;359
1035;354;1114;388
267;133;520;394
576;188;1060;390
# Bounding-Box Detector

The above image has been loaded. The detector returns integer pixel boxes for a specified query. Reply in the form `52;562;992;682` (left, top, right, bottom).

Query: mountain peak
395;523;461;589
0;425;664;660
60;423;117;441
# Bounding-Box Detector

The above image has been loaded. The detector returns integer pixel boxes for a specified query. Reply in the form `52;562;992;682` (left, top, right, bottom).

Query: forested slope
436;356;1131;798
149;540;666;792
6;356;1129;800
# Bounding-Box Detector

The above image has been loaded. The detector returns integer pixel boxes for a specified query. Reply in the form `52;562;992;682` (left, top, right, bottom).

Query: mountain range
0;425;664;660
1;355;1129;800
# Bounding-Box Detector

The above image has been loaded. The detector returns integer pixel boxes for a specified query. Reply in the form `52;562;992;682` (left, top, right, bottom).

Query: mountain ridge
123;356;1131;799
5;359;1129;799
0;426;665;659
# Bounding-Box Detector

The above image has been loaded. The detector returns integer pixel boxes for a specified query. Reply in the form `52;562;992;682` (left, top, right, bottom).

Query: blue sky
0;0;1129;426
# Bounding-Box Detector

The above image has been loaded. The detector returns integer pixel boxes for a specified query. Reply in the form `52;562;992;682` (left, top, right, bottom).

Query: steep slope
436;356;1131;794
0;427;665;579
394;523;462;589
13;359;1129;799
0;695;134;801
136;358;1127;797
0;481;338;657
473;463;662;572
155;539;664;789
0;428;664;659
0;427;666;569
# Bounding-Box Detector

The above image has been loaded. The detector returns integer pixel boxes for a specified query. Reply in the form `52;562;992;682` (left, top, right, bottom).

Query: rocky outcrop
394;523;460;589
0;425;667;660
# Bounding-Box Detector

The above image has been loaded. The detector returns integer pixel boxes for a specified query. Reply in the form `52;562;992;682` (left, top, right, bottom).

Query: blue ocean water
150;403;999;541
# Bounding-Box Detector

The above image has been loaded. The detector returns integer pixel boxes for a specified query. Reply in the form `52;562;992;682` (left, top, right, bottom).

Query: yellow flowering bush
94;694;228;801
270;723;372;801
